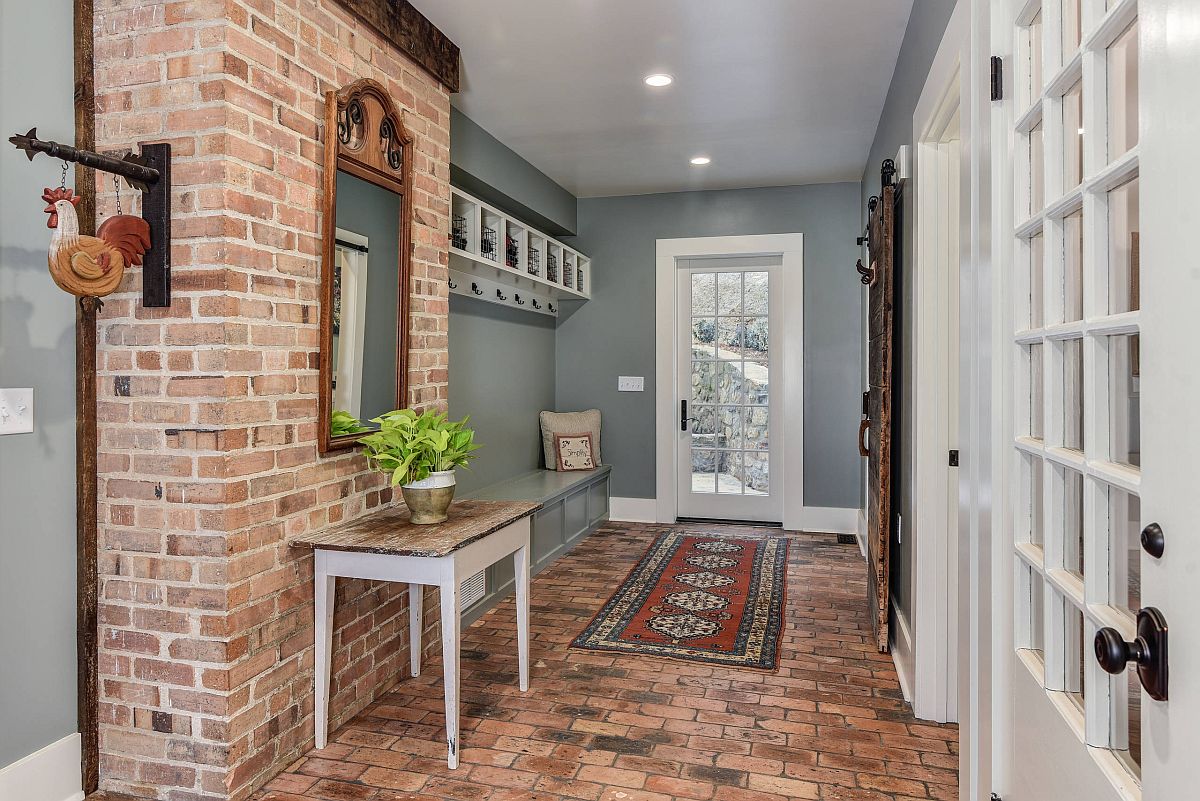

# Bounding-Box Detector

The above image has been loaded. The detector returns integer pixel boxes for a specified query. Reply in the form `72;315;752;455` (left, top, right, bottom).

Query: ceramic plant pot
400;470;456;524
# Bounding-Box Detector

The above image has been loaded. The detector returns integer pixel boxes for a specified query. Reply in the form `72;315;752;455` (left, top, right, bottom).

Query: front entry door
676;259;782;523
991;0;1200;798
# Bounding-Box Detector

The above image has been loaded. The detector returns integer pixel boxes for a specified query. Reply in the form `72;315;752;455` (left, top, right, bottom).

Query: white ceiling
416;0;915;198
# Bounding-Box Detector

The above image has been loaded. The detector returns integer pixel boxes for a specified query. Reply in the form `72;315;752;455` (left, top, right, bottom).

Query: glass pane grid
1010;1;1143;777
688;269;770;497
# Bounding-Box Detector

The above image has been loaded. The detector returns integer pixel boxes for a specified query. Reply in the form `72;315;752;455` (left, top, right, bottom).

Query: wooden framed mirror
319;78;413;453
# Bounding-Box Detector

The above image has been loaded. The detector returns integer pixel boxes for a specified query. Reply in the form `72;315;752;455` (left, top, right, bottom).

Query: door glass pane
1030;343;1045;440
1108;22;1139;161
1062;0;1081;58
718;317;744;351
692;317;716;355
1030;233;1045;328
744;451;768;495
691;453;716;494
1025;11;1044;108
1063;338;1084;451
1063;81;1084;190
1067;601;1085;710
692;273;716;315
1027;455;1045;547
1063;210;1084;321
717;361;744;405
1124;672;1142;776
1108;177;1140;315
744;317;769;366
746;407;768;450
717;272;742;315
1109;488;1141;612
692;361;716;403
744;272;768;314
1109;334;1140;468
1019;561;1047;663
718;452;744;494
1063;469;1084;576
1029;123;1045;216
719;406;744;449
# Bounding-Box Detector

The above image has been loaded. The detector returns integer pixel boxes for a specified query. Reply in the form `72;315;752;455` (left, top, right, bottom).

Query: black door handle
1095;607;1169;701
681;399;688;431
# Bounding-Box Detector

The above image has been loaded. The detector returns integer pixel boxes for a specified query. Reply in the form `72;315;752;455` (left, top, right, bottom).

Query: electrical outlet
618;376;644;392
0;388;34;435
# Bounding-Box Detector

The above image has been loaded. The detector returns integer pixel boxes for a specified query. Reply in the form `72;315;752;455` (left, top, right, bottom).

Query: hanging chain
114;174;122;215
60;162;68;191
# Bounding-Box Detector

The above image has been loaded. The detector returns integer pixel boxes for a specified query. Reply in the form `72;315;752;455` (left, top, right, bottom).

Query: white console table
291;499;540;769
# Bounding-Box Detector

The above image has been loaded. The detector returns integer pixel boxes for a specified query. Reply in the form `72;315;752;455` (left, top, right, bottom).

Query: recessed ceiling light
690;156;711;166
644;73;673;87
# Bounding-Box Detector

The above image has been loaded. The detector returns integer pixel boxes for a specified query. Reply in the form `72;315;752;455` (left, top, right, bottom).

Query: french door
991;0;1200;798
675;259;783;522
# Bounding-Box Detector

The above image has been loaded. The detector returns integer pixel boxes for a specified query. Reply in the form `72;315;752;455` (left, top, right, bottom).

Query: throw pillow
555;433;596;471
540;409;602;470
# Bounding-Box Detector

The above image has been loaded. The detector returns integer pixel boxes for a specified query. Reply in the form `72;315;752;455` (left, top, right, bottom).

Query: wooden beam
74;0;99;793
333;0;460;93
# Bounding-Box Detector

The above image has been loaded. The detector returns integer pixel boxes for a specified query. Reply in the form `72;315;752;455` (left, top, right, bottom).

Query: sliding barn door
862;183;896;653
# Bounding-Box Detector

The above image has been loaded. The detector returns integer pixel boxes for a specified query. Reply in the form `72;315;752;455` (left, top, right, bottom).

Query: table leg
514;542;530;692
439;578;461;769
313;565;336;749
409;583;423;677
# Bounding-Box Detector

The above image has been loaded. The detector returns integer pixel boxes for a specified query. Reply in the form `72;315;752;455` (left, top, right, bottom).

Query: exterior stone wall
91;1;451;798
690;347;769;492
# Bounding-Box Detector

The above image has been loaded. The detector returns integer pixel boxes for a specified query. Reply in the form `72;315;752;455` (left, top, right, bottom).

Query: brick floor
253;522;958;801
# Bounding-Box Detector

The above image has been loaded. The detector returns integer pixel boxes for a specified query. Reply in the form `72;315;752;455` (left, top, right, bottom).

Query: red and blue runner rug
572;531;789;669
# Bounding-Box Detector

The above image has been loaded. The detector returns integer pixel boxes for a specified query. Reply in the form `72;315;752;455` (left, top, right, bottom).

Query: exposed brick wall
92;1;451;797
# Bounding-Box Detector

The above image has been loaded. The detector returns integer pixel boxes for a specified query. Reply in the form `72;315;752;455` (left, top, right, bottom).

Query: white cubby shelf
449;187;590;317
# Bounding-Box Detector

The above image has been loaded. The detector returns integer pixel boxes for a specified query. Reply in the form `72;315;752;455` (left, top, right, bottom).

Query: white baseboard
794;506;858;534
609;496;658;523
0;733;84;801
891;607;915;704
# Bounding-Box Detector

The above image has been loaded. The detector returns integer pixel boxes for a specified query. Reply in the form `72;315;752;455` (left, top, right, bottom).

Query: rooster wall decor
42;186;151;298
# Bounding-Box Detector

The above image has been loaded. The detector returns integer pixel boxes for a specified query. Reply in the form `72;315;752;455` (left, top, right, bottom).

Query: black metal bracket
881;158;896;188
990;56;1004;101
8;128;172;307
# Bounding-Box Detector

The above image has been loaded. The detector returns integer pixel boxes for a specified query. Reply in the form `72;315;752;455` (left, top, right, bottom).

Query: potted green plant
358;409;481;524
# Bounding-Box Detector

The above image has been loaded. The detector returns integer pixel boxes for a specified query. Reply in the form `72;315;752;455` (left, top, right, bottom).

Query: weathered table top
290;499;541;558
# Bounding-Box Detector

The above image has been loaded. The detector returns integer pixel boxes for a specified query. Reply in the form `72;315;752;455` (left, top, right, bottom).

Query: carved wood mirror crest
319;78;414;454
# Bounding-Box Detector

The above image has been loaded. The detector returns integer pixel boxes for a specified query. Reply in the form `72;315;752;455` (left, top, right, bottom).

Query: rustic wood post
74;0;99;792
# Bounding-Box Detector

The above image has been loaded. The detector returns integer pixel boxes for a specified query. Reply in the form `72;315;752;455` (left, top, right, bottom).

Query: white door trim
654;234;804;527
909;0;968;725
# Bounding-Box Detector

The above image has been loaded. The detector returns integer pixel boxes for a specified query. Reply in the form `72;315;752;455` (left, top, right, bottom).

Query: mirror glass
329;169;401;436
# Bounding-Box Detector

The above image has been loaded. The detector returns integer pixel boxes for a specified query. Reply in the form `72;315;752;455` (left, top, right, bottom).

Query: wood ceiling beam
333;0;460;93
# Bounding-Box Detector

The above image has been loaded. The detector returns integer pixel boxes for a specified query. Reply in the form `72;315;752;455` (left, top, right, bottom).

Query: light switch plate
0;388;34;435
618;376;645;392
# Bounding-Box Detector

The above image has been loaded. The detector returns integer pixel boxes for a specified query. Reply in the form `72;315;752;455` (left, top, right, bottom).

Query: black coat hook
531;299;542;310
514;294;525;305
471;283;483;296
448;277;458;290
496;289;508;301
548;303;557;314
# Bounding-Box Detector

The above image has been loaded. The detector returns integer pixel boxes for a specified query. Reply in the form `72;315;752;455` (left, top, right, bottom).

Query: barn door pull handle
1095;607;1169;701
856;259;877;287
857;419;870;457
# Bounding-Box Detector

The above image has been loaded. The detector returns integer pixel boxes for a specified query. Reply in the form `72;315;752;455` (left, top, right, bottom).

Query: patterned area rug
572;530;789;669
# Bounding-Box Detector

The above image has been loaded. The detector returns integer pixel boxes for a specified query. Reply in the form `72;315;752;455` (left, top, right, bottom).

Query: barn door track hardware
9;128;172;308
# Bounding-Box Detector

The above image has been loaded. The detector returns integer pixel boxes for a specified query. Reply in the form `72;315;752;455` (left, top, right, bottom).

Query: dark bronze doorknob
1094;607;1169;701
1141;522;1165;559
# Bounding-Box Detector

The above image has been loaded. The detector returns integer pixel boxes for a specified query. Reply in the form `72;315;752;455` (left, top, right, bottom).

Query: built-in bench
460;465;611;624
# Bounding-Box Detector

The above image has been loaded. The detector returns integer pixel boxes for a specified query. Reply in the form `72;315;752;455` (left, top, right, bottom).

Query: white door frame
909;0;968;725
654;234;806;529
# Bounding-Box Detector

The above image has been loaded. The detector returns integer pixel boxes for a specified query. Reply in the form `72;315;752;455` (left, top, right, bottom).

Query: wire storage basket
527;246;540;276
547;252;558;283
506;235;519;269
480;227;497;261
563;259;574;290
576;265;585;292
452;215;467;250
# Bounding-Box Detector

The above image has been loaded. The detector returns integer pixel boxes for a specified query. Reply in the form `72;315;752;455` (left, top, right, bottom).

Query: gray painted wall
334;171;401;422
448;112;565;493
0;0;80;767
559;184;863;507
861;0;958;618
450;107;577;236
449;296;556;495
